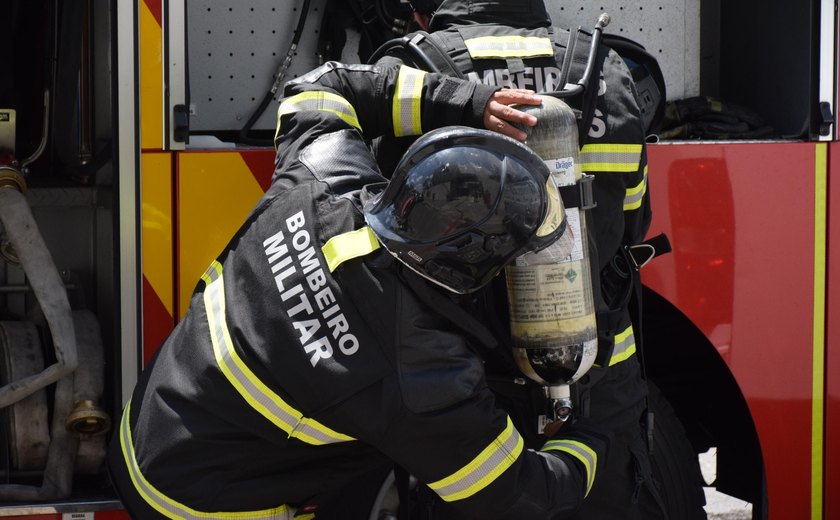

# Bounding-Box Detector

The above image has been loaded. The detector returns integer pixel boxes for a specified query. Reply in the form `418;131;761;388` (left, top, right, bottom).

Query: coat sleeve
328;268;608;519
273;61;497;163
584;49;650;270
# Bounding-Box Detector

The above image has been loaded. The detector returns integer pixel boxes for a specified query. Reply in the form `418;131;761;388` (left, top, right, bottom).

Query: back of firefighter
373;1;669;518
107;61;613;519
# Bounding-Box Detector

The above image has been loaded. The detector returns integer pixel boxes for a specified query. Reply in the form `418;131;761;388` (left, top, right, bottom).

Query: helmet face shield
365;127;567;293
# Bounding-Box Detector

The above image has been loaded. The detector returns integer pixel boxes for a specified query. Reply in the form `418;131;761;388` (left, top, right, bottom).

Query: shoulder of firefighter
113;61;609;519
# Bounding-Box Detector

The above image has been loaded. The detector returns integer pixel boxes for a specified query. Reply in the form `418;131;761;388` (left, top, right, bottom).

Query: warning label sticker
506;260;591;323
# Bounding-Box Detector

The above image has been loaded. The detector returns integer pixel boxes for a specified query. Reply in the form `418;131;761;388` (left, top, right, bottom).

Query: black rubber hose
238;0;311;146
367;36;440;73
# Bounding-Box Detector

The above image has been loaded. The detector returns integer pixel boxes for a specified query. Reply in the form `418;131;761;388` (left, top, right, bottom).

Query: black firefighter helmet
363;126;570;294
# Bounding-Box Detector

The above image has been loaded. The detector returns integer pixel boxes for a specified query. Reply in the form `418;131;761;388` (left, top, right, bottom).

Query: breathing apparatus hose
238;0;311;146
367;35;441;72
547;13;610;101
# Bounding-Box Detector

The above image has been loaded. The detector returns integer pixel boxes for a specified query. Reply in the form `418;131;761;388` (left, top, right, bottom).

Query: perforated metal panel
549;1;700;101
188;0;329;132
187;0;699;131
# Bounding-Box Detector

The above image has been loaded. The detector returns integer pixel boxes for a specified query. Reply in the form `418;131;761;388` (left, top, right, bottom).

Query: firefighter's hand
543;419;566;438
484;89;541;141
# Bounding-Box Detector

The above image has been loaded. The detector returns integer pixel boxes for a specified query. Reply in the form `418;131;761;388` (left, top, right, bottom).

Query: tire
647;381;708;519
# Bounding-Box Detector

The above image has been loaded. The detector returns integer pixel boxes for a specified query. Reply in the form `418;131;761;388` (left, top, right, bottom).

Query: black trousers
569;356;667;520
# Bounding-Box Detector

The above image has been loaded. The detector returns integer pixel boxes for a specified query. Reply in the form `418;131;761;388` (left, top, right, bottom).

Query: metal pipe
0;284;77;293
78;0;93;167
0;166;78;409
20;90;50;173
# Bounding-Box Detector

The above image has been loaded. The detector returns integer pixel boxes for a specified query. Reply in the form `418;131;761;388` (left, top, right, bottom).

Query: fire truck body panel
645;141;827;519
1;0;838;518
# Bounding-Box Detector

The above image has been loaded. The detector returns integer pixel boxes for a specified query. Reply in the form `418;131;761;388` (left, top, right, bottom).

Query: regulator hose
238;0;312;146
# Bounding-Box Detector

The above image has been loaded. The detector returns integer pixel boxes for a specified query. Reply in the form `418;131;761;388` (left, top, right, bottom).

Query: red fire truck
0;1;837;518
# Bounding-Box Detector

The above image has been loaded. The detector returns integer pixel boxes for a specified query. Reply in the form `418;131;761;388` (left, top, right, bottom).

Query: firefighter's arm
623;146;651;246
372;386;609;518
336;287;607;518
276;62;538;146
585;49;648;269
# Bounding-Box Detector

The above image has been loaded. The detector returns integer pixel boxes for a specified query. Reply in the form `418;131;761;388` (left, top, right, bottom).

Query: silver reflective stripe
609;325;636;366
275;91;361;143
202;261;354;445
464;35;554;59
428;416;524;502
579;144;643;173
119;401;294;519
393;66;426;136
542;438;597;496
624;165;648;211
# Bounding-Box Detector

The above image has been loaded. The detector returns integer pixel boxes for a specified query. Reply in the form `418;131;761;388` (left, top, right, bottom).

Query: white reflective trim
623;166;648;211
579;144;642;173
428;417;524;502
542;438;597;496
608;325;636;366
393;66;426;136
202;261;354;445
464;35;554;59
119;402;294;519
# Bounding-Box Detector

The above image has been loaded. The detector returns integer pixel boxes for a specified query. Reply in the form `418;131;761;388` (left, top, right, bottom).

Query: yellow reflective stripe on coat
275;91;361;142
119;401;295;519
428;416;524;502
464;35;553;59
202;261;354;445
321;226;381;272
541;438;597;497
624;165;648;211
393;66;426;136
579;143;643;173
609;325;636;366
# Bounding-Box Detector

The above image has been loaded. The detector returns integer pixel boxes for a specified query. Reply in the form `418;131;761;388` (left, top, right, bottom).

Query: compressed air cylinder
505;95;597;387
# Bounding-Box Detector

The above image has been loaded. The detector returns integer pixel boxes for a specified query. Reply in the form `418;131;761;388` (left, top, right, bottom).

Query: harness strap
623;233;671;457
413;31;466;79
403;269;500;352
557;173;596;210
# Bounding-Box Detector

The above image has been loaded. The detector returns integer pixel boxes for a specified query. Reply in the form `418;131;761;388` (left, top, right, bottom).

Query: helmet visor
370;145;547;245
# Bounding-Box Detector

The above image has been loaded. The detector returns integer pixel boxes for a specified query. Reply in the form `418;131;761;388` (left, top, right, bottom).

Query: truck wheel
647;381;708;519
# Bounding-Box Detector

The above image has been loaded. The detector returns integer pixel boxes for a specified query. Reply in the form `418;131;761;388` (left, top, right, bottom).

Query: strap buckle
624;233;672;271
557;173;596;210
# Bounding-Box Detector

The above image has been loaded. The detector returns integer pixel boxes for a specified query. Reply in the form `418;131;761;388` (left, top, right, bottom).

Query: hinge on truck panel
173;104;190;144
819;101;834;136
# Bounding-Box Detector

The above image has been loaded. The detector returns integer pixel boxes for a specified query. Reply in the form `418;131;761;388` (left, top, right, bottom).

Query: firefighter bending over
370;1;703;518
107;62;611;519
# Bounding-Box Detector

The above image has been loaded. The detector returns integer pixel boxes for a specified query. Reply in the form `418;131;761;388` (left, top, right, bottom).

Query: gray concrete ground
700;448;753;520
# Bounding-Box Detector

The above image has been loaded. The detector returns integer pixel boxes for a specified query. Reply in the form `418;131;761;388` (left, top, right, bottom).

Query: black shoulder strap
411;31;467;79
402;268;500;352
